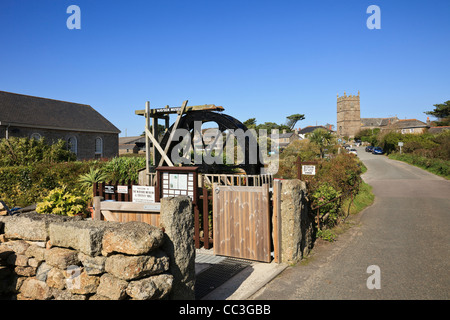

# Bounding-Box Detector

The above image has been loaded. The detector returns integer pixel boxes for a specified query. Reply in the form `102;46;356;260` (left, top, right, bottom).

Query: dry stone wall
0;196;195;300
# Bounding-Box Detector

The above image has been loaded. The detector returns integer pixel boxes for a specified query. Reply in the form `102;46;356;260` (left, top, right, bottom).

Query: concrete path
250;146;450;299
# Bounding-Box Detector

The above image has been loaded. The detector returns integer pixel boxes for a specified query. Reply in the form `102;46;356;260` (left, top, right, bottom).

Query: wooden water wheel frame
136;101;264;175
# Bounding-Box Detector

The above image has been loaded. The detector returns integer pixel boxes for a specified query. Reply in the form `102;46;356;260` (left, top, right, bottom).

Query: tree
286;114;305;130
243;114;305;134
308;128;335;158
243;118;257;129
425;100;450;126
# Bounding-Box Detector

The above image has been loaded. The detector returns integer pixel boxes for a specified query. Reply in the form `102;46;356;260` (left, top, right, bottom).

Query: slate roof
428;126;450;134
389;119;428;129
119;136;145;145
0;91;120;134
360;117;398;127
298;126;332;134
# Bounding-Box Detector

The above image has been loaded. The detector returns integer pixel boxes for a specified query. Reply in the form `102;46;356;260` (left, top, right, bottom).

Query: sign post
296;157;318;180
398;141;403;154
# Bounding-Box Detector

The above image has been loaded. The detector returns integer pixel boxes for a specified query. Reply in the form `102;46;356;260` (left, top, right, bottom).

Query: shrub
36;185;88;216
311;153;362;196
0;162;94;208
0;137;76;166
311;183;341;228
276;140;320;179
102;156;146;183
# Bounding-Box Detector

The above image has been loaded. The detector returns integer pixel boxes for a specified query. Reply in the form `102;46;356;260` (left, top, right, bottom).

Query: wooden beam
100;201;161;213
145;127;174;166
101;210;118;222
135;104;224;116
157;100;188;167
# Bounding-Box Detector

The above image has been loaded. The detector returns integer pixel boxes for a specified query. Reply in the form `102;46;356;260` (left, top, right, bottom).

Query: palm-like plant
78;167;108;193
308;128;335;158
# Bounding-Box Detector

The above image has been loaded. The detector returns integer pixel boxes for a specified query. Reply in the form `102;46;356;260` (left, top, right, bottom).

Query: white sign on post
132;186;155;203
302;165;316;176
117;185;128;194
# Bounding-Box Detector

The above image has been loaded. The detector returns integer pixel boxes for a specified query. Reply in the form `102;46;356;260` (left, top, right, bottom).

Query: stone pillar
280;179;314;264
159;196;195;300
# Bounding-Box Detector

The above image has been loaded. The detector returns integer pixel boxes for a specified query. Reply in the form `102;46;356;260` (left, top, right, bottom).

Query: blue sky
1;0;449;137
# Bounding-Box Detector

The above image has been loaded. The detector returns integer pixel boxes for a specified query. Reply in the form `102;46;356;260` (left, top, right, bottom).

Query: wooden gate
212;184;271;262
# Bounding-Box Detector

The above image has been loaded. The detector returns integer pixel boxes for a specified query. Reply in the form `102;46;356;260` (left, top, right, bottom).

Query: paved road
251;147;450;299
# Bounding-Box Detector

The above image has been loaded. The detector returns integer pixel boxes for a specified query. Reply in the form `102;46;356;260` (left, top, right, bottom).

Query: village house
386;118;429;134
0;91;120;160
119;136;146;155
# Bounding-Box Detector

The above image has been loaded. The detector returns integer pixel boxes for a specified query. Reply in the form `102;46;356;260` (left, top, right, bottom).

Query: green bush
311;183;341;228
36;185;88;216
0;137;76;166
311;153;362;196
102;156;146;182
355;128;380;146
0;162;94;207
276;140;320;179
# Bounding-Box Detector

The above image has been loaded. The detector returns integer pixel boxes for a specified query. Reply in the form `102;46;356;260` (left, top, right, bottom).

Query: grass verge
343;181;375;216
388;153;450;180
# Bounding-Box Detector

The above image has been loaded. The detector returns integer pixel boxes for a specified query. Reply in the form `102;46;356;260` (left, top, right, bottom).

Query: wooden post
202;187;210;249
145;101;151;172
152;115;159;167
157;100;188;167
272;180;282;263
93;196;102;221
296;156;302;180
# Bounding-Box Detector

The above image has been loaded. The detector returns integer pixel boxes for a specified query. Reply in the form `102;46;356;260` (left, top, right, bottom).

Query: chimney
427;117;431;126
283;129;286;134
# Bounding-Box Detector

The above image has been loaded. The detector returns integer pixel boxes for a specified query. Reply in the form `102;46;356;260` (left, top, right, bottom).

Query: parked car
372;147;384;155
348;148;358;155
365;146;374;152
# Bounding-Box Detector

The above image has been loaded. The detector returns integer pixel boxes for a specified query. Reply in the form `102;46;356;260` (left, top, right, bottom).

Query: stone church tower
337;91;361;138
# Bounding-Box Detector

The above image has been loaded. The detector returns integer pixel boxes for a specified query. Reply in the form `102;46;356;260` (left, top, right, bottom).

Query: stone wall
277;179;315;264
0;196;195;300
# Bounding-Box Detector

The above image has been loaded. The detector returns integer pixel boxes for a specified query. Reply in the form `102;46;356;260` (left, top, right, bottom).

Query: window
95;137;103;159
30;133;42;140
67;136;77;156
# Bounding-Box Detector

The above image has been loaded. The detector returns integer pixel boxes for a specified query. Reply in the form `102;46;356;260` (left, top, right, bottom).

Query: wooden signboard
155;166;198;203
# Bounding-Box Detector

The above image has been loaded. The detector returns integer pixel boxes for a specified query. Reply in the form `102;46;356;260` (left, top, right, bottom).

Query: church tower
337;91;361;139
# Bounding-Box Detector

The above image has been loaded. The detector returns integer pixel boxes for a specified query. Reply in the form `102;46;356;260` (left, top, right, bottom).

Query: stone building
336;91;360;139
0;91;120;160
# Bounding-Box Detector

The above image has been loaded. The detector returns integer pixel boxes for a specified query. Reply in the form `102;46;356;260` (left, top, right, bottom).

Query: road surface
251;146;450;299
